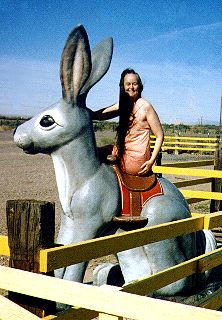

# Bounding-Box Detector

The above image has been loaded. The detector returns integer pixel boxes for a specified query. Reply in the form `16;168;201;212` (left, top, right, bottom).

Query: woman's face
123;73;140;100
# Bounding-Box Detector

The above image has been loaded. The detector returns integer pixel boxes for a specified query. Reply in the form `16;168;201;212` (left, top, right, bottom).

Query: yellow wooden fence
153;163;219;202
1;212;222;319
151;135;218;154
1;157;222;319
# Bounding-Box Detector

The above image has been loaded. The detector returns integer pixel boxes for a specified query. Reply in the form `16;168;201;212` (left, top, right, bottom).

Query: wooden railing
151;135;219;154
1;148;222;319
1;211;222;319
153;163;218;203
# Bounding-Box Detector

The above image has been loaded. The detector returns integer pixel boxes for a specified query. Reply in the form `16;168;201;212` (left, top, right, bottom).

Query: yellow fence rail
1;212;222;271
0;214;210;272
1;143;222;319
1;265;222;320
152;163;218;204
151;135;219;153
1;212;222;319
153;166;220;178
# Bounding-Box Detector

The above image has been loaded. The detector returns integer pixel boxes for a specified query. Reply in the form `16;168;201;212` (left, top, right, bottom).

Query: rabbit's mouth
23;143;38;155
24;148;38;155
23;143;55;155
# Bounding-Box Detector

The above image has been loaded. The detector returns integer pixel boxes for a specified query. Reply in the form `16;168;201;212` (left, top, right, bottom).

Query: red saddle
112;164;164;229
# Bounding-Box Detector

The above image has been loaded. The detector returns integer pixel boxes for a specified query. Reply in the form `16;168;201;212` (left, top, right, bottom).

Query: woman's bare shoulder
138;97;153;110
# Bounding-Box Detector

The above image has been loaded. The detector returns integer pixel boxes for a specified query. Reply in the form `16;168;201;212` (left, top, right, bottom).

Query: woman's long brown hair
115;68;143;157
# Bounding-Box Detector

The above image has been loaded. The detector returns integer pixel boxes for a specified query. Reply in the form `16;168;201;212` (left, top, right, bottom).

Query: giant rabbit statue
14;25;216;297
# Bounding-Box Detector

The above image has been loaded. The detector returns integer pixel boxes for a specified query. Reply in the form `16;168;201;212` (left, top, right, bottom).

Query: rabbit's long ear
60;25;92;104
80;37;113;96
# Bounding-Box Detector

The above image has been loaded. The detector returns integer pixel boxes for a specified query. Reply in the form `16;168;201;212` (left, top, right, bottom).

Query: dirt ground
0;130;214;284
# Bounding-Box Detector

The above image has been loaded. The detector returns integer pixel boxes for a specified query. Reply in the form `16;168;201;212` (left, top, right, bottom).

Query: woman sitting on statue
91;68;164;175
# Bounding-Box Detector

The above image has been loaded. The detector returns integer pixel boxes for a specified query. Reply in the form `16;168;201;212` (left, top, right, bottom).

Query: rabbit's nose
14;129;31;149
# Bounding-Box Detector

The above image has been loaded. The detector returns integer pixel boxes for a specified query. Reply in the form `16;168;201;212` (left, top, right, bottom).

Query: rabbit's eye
40;115;55;127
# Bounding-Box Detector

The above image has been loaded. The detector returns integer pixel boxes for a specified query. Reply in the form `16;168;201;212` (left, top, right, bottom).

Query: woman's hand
138;159;154;175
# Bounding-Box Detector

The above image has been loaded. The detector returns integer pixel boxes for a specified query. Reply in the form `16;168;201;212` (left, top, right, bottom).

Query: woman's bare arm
139;102;164;174
90;103;119;121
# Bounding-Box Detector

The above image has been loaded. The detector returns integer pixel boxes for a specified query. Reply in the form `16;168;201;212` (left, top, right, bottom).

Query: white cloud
120;21;222;48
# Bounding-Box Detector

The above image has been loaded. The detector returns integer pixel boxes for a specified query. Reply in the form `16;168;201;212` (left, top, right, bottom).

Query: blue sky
0;0;221;124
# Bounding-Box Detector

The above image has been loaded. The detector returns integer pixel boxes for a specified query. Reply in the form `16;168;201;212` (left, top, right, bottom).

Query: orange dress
113;98;151;175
